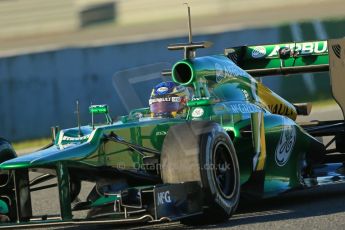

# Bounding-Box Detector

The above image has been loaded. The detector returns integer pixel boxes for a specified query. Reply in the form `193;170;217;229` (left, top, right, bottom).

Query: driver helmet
149;81;192;118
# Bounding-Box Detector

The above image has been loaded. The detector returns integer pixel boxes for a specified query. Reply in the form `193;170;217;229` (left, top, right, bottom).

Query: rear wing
224;38;345;119
225;40;329;76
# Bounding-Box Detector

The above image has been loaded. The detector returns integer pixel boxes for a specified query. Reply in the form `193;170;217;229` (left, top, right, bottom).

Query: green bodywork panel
91;195;120;208
0;118;183;169
0;101;313;198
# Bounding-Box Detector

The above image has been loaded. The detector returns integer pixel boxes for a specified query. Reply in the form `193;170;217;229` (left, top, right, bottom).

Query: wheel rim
212;141;236;199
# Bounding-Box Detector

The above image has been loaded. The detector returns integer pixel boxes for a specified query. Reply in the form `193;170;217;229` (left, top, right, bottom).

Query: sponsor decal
157;86;169;94
157;191;171;206
62;135;90;142
251;46;266;58
275;124;296;167
241;89;250;100
57;130;95;147
132;112;143;119
192;107;204;117
226;61;249;78
267;104;295;117
227;103;261;114
154;81;176;95
89;104;109;114
155;131;167;136
191;97;210;101
213;60;249;82
267;41;328;57
149;96;181;105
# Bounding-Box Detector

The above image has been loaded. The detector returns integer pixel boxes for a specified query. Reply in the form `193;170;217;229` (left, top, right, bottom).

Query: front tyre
161;121;240;225
0;138;17;222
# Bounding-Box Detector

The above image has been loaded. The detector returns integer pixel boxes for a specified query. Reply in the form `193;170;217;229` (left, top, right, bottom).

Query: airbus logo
268;41;328;57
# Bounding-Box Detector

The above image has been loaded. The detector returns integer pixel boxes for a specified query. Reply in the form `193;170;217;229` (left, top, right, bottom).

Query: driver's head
149;81;192;118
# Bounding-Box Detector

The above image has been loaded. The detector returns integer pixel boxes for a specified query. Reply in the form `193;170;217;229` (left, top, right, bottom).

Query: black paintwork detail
14;169;32;222
225;46;247;67
301;120;345;137
104;133;160;157
240;170;265;200
332;44;341;59
154;182;203;220
336;133;345;153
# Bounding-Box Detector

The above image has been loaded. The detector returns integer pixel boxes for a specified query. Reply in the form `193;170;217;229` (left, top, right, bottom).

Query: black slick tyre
161;121;240;225
0;138;17;222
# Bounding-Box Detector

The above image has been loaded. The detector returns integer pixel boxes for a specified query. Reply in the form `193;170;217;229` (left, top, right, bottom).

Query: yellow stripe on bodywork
257;82;297;120
256;112;266;171
251;112;267;171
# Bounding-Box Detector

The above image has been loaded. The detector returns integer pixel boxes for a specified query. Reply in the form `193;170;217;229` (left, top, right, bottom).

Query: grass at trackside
12;137;52;151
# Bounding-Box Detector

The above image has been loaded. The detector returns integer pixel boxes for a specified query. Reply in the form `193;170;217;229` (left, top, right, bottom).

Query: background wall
1;19;345;141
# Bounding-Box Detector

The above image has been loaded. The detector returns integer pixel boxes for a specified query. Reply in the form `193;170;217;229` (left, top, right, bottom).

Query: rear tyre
0;138;17;222
161;121;240;225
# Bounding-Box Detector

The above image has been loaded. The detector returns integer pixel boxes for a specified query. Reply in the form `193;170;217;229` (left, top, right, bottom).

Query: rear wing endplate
328;38;345;120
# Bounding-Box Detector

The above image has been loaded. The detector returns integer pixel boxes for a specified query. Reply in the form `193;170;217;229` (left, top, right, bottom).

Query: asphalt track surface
16;104;345;230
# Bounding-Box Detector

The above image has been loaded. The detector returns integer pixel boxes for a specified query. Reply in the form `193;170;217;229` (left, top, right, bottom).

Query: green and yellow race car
1;13;345;228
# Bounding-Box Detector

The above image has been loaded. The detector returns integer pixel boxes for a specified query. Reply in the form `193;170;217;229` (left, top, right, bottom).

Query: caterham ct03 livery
1;11;345;228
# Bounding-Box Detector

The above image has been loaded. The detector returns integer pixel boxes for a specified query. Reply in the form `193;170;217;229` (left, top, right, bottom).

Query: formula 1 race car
1;13;345;229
